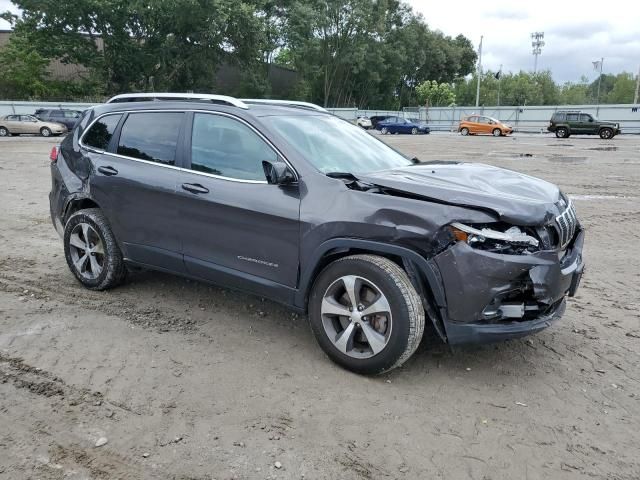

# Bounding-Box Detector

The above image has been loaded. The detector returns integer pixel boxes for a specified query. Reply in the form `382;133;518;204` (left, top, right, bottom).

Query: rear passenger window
566;113;579;121
83;114;122;151
190;113;276;181
117;113;183;165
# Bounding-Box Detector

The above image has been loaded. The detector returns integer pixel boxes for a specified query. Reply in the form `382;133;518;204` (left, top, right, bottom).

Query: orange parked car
458;115;513;136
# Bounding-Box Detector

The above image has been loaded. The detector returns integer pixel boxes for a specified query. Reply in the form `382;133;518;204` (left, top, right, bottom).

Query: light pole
594;58;604;114
475;36;483;108
497;64;503;107
634;64;640;105
531;32;545;73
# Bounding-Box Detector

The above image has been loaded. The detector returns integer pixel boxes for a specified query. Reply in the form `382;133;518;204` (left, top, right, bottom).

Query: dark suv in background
49;93;585;374
35;108;84;130
548;110;620;139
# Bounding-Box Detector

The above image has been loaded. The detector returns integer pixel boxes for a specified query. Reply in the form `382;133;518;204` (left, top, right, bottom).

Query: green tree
416;80;455;106
4;0;269;94
0;34;50;99
605;73;636;104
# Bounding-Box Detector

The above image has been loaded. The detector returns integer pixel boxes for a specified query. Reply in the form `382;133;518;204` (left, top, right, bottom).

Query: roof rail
105;93;249;109
241;99;328;112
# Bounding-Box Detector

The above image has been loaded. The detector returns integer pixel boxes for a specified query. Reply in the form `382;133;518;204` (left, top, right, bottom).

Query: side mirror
262;160;296;185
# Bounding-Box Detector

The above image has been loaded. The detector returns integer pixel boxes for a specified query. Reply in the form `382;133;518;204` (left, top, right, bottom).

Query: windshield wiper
326;171;358;180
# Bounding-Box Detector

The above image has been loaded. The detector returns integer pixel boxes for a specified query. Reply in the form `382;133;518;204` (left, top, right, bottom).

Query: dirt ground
0;132;639;480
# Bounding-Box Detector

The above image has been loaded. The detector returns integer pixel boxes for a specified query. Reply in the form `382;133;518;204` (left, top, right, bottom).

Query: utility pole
531;32;545;73
475;36;483;108
497;64;503;107
596;57;604;107
634;64;640;104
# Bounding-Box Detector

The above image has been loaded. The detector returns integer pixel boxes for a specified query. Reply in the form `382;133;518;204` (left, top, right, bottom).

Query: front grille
555;202;578;248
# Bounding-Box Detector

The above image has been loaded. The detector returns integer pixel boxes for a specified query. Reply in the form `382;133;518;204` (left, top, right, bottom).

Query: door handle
181;183;209;194
97;166;118;176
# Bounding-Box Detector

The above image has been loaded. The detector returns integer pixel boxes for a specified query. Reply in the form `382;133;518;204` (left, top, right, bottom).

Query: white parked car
356;116;372;129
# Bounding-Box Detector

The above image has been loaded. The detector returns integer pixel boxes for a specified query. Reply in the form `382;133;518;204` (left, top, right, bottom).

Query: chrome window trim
78;109;298;184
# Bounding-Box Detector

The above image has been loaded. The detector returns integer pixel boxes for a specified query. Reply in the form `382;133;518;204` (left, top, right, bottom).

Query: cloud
483;8;528;21
408;0;640;82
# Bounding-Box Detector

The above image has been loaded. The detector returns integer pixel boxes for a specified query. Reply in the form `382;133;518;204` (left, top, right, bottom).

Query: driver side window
190;113;277;181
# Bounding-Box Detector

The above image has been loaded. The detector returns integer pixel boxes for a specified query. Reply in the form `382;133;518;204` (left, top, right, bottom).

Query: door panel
177;112;301;289
177;175;300;287
85;111;186;272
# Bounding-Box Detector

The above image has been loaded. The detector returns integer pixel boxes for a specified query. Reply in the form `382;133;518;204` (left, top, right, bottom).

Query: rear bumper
432;228;585;345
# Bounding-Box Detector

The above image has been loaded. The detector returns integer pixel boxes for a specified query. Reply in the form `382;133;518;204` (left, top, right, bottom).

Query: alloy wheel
321;275;392;359
68;222;105;280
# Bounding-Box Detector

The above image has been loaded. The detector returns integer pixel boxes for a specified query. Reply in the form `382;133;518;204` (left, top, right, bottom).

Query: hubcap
0;128;7;136
321;275;392;359
42;129;50;137
68;223;105;280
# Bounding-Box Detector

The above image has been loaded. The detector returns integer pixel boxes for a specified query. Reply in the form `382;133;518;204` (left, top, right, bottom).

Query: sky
1;0;639;84
408;0;640;83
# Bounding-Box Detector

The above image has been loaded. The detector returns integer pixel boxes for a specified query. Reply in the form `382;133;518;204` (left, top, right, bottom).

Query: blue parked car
376;116;430;135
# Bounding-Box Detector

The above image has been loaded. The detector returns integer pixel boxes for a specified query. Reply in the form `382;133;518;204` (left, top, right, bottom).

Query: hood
359;163;562;225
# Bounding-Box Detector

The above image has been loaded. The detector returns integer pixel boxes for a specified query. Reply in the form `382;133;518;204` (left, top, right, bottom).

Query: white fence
330;104;640;134
2;100;639;134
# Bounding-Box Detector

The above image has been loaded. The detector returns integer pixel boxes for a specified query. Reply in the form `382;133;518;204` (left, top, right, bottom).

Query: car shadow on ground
118;268;551;382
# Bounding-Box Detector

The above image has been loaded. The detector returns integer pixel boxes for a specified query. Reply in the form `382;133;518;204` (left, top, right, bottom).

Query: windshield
268;115;412;175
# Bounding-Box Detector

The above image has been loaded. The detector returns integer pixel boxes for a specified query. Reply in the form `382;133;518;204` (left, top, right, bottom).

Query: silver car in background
0;114;67;137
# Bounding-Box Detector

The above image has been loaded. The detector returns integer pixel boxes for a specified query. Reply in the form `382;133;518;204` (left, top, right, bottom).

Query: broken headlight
450;222;540;254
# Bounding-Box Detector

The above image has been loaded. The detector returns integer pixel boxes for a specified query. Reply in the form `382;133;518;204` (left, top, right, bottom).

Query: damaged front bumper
432;228;585;345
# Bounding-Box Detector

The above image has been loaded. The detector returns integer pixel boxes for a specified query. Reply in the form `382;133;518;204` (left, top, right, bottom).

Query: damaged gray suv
49;93;585;374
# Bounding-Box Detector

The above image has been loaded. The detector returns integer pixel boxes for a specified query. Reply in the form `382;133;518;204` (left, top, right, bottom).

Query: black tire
63;208;127;290
308;254;425;375
40;127;52;137
460;127;469;136
0;126;8;137
492;128;502;137
555;127;569;138
599;128;614;140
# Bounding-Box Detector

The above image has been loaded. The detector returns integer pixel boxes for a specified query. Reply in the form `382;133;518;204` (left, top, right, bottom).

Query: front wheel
555;127;569;138
460;127;469;136
308;255;425;375
492;128;502;137
380;127;388;135
0;127;9;137
64;208;127;291
599;128;614;140
40;127;52;137
411;127;418;135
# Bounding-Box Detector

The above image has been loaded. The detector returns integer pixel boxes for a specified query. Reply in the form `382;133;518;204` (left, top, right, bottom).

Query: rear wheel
492;128;502;137
460;127;469;136
64;208;127;291
599;128;614;140
555;127;569;138
308;255;425;375
0;127;8;137
40;127;52;137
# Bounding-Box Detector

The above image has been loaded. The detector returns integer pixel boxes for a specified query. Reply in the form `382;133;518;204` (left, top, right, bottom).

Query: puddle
569;194;637;201
588;146;618;151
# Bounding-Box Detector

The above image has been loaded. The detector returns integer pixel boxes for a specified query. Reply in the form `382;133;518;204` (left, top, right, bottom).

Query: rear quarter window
83;114;123;150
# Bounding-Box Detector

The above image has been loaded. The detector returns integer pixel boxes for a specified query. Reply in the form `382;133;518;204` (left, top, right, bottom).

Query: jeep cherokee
49;93;585;374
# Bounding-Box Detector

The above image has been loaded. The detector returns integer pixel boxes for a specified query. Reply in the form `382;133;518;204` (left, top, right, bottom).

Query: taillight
50;146;59;163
